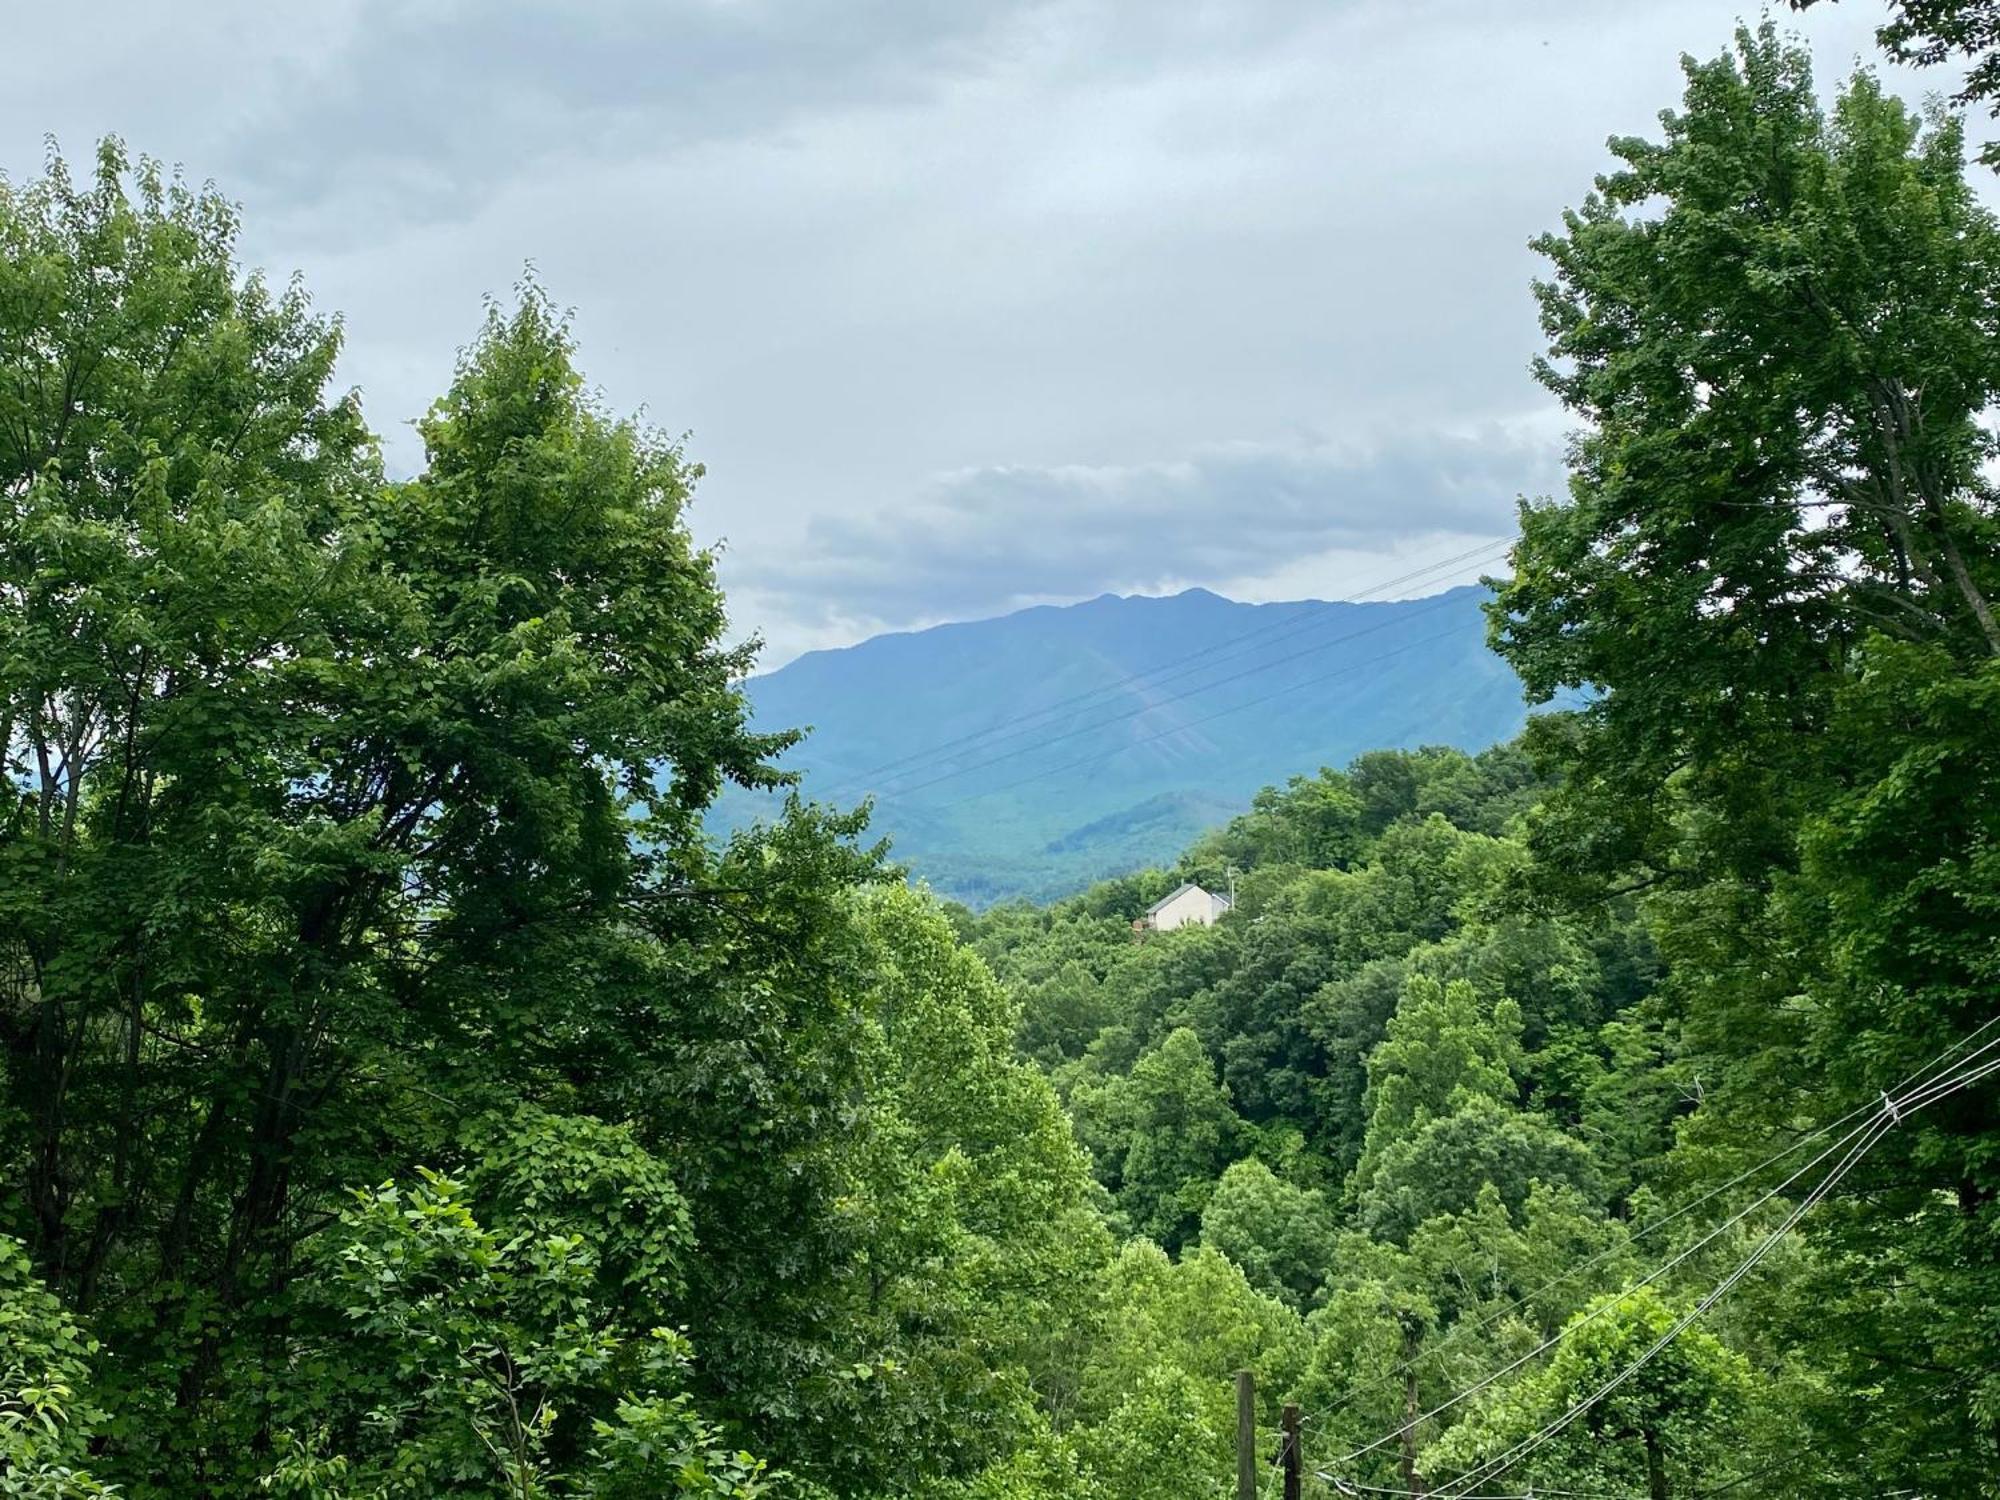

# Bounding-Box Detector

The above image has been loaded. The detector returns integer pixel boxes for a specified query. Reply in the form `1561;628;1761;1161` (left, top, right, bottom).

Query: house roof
1143;883;1202;916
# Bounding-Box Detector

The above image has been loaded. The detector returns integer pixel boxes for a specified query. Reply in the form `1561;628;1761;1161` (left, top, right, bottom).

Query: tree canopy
6;15;2000;1497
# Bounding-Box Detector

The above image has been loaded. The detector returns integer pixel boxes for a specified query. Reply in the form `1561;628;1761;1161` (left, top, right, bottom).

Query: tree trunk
1644;1424;1670;1500
1868;386;2000;656
1931;521;2000;656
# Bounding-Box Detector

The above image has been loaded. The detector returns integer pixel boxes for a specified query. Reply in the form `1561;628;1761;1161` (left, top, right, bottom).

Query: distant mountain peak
714;585;1530;904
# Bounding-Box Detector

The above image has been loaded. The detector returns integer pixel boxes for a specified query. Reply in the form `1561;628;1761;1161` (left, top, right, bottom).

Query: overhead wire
1320;1475;1640;1498
868;582;1505;803
1307;1018;2000;1492
804;536;1504;800
1438;1132;1935;1500
1323;1108;1890;1472
1685;1458;1809;1497
930;619;1472;810
1295;1009;2000;1441
1429;1111;1896;1499
1382;1048;2000;1486
800;540;1512;804
1422;1050;2000;1498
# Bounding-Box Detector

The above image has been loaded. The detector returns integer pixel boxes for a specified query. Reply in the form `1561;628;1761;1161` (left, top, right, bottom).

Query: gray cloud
4;1;1949;665
730;425;1556;633
225;1;1049;235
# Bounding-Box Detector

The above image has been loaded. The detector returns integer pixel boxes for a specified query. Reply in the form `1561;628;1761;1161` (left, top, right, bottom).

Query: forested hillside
714;585;1531;906
962;745;1712;1492
4;17;2000;1500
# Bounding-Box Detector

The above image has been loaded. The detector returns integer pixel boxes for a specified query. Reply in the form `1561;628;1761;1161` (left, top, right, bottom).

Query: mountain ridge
716;584;1539;903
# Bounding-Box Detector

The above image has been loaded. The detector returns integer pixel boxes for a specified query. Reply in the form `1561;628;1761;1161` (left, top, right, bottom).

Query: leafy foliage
0;1234;110;1497
269;1171;766;1498
1795;0;2000;164
1429;1287;1752;1498
1489;24;2000;1491
0;143;1097;1499
9;17;2000;1496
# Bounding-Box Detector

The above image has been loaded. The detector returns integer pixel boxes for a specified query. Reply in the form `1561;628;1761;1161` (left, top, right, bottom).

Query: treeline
4;16;2000;1499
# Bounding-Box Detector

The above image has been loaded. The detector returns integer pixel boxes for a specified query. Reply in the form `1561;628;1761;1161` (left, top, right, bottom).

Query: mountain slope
716;585;1538;903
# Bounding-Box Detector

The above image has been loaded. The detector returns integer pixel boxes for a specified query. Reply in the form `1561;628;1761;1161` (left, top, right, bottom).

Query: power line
1307;1024;2000;1489
810;539;1514;801
814;538;1509;796
1322;1478;1639;1499
1429;1111;1896;1499
867;583;1500;804
1426;1052;2000;1498
1686;1458;1804;1497
930;618;1473;810
1295;1010;2000;1440
1324;1110;1891;1472
1334;1042;2000;1472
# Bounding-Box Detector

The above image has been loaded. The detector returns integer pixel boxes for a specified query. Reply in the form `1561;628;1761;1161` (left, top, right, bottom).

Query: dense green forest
5;17;2000;1498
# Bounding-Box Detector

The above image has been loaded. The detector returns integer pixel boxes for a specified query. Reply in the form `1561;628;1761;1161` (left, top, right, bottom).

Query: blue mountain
715;585;1535;904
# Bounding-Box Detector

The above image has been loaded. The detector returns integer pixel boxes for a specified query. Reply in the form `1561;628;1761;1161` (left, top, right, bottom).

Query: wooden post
1399;1311;1427;1498
1400;1361;1427;1498
1236;1370;1256;1500
1281;1401;1301;1500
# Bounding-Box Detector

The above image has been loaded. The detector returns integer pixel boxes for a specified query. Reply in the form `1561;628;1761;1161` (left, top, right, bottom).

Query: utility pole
1399;1310;1428;1498
1236;1369;1256;1500
1400;1361;1427;1498
1281;1402;1301;1500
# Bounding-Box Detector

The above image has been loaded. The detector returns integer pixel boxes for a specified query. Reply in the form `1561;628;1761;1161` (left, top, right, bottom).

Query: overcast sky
3;1;1964;664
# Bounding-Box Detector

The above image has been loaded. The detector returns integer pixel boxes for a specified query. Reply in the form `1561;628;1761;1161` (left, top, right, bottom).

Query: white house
1137;882;1234;933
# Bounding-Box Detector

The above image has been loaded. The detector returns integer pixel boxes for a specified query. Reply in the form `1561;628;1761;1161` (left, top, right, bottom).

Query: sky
2;1;1965;665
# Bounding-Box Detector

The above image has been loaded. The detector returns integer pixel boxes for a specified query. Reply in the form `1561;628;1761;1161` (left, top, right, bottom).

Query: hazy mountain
715;585;1537;904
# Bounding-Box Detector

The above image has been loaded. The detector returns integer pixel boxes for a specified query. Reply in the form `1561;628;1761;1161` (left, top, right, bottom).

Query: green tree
1197;1159;1335;1307
1188;768;1364;875
1072;1028;1241;1249
1076;1241;1307;1491
1188;817;1495;1134
1356;1097;1601;1244
268;1171;765;1499
1429;1287;1752;1500
793;885;1108;1493
0;142;867;1490
1302;1184;1633;1496
1358;977;1521;1147
1491;27;2000;1481
1500;26;2000;840
1073;1368;1228;1500
1793;1;2000;164
0;1234;110;1497
1350;977;1600;1241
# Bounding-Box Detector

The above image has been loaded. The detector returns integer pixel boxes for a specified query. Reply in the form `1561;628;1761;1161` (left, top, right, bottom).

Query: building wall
1151;886;1220;932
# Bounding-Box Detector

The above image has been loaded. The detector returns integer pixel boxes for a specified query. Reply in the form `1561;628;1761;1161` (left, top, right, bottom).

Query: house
1136;882;1234;934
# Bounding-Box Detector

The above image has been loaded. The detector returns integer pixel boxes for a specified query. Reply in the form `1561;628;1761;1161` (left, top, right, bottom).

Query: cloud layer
3;1;1942;661
730;426;1554;636
226;2;1034;235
